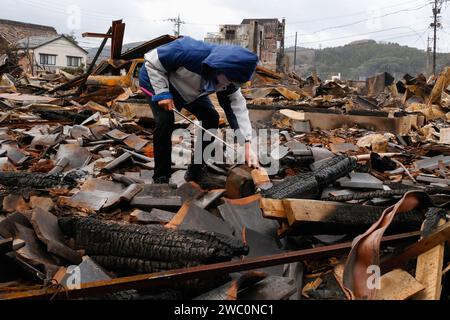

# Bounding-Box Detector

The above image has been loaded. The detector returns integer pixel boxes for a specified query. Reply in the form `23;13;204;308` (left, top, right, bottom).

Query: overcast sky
3;0;450;52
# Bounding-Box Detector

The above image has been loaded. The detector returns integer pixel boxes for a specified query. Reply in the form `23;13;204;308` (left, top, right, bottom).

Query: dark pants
147;94;220;180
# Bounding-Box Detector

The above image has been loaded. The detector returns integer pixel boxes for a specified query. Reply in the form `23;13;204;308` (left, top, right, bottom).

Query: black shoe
184;165;226;190
153;176;170;184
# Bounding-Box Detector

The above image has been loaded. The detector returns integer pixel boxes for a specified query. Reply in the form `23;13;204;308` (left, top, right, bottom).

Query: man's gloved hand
245;141;259;168
158;99;175;111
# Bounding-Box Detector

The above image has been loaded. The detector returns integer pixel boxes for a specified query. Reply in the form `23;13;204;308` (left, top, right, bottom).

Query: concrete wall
32;37;87;72
204;19;284;71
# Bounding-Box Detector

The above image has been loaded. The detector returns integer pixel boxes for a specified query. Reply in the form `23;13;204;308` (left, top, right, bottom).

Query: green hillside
285;40;450;80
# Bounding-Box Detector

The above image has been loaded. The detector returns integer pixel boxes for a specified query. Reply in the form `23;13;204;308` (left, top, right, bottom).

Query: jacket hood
202;45;259;83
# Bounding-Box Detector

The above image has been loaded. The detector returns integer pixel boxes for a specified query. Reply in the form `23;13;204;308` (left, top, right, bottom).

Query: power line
293;26;427;46
287;0;424;25
17;0;168;24
309;2;431;35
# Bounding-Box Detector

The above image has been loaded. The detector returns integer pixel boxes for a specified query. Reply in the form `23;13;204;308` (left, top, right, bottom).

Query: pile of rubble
1;27;450;301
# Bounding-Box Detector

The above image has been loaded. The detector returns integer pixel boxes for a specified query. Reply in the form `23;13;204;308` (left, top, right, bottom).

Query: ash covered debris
1;18;450;302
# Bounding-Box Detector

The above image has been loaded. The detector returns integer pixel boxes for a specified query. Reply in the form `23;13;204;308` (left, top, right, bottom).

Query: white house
16;35;88;72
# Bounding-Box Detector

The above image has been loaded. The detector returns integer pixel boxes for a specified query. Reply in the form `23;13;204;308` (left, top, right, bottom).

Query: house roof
241;18;280;25
0;19;57;45
16;35;88;54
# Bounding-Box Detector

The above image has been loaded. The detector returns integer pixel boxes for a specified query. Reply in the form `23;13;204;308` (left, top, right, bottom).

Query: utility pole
293;32;297;72
166;14;186;37
427;36;432;75
431;0;445;75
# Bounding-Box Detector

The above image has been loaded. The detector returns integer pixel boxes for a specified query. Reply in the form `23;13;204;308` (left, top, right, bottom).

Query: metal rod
173;108;239;152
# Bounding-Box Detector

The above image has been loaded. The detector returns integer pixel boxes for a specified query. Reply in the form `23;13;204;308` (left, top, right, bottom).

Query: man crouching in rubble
139;36;259;187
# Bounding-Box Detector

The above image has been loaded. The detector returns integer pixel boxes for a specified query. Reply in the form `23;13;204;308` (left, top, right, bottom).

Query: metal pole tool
173;108;239;152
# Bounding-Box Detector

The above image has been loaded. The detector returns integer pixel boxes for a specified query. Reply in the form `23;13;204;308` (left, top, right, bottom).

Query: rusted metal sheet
343;191;433;300
111;20;126;60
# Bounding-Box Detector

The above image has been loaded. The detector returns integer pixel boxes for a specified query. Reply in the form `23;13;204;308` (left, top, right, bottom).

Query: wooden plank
375;269;424;300
81;32;112;38
413;219;446;300
282;199;384;227
280;199;425;236
251;168;273;190
111;20;125;60
382;222;450;273
260;198;287;221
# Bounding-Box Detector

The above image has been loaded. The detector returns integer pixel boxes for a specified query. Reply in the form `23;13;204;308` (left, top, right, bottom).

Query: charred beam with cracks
0;171;80;189
58;217;248;295
262;155;357;199
58;217;248;270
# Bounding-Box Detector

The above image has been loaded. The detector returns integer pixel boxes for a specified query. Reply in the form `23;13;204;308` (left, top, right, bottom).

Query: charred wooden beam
58;217;248;271
262;156;357;199
35;109;93;124
0;172;78;189
261;199;424;235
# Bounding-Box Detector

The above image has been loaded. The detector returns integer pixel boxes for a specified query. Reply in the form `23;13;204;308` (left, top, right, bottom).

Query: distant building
0;19;87;74
16;35;87;73
0;19;58;47
204;18;286;72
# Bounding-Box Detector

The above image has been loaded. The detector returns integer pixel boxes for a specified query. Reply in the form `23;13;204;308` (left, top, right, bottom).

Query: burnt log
263;156;357;199
35;109;93;124
0;172;79;189
58;217;248;268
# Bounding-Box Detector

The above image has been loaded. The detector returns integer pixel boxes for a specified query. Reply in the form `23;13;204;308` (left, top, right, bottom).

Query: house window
225;30;236;40
67;56;82;67
39;54;56;65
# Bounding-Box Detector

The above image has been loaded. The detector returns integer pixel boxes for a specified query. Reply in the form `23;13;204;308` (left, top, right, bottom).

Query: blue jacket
139;37;258;141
